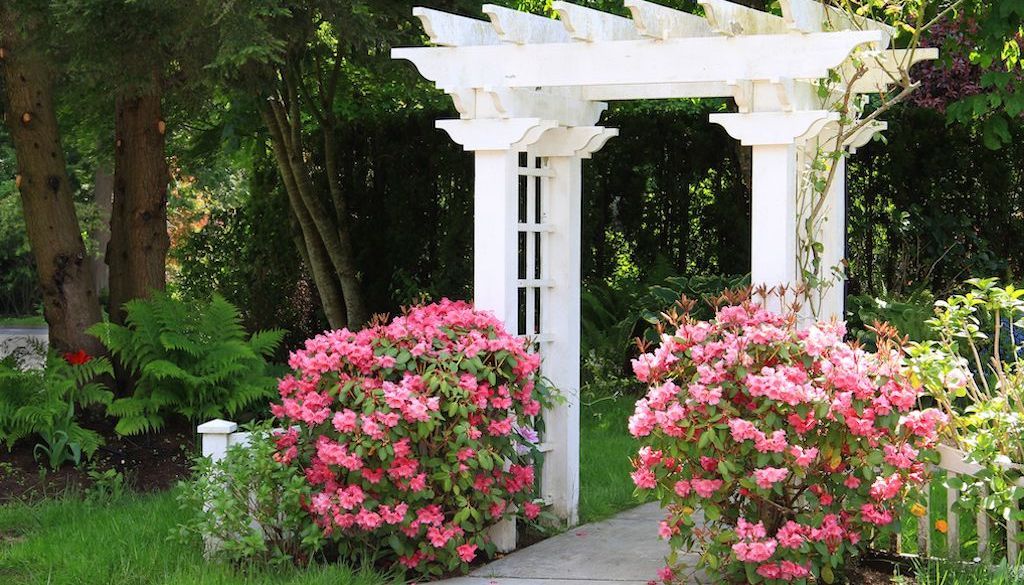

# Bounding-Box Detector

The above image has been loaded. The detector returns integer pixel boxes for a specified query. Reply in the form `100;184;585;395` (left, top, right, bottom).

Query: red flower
63;349;92;366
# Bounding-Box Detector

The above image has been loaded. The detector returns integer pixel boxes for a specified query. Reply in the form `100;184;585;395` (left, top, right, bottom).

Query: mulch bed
0;419;195;503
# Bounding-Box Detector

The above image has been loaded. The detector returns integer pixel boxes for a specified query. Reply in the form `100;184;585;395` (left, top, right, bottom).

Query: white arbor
393;0;936;539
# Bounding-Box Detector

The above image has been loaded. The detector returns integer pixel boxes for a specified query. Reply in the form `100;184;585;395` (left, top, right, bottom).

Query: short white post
197;418;238;463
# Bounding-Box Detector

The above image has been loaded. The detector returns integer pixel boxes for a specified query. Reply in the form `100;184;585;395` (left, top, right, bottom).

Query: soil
0;419;195;502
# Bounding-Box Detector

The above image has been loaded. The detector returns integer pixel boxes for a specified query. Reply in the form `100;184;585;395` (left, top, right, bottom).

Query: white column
540;154;582;526
750;143;799;294
711;110;836;313
819;156;846;320
532;127;616;527
473;150;520;327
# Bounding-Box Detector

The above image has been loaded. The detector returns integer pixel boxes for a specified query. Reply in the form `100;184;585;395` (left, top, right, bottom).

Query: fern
90;293;285;435
0;351;114;467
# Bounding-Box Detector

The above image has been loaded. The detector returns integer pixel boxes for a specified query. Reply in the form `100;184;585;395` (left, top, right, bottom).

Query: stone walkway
435;503;702;585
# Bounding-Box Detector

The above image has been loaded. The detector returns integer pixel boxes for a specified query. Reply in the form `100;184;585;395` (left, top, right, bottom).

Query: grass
579;394;642;523
0;396;644;584
0;315;46;328
0;489;393;585
914;560;1024;585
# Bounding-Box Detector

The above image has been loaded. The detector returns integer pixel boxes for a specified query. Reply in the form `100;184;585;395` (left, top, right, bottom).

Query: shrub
629;302;944;584
0;348;113;469
176;422;318;566
90;293;284;435
270;300;549;578
906;278;1024;518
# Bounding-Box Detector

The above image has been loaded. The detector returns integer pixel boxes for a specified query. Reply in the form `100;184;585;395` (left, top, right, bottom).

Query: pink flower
658;521;673;540
861;503;894;526
523;501;542;520
457;543;478;563
691;478;724;498
732;539;777;562
688;383;722;405
657;565;674;584
789;445;818;467
753;467;789;490
775;521;806;549
673;480;692;497
631;468;657;489
728;418;760;442
735;518;767;540
754;430;788;453
869;473;904;501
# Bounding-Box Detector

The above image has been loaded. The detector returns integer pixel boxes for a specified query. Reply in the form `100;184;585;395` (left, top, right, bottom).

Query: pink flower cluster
271;300;546;577
628;302;944;584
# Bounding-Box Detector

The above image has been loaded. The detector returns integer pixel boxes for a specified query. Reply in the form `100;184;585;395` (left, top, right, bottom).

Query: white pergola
392;0;936;542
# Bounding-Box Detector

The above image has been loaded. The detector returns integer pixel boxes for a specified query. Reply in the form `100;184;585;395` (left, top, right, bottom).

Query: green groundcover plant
630;301;944;584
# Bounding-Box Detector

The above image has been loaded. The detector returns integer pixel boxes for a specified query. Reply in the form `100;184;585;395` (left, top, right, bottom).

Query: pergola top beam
552;1;642;42
698;0;789;36
780;0;894;47
624;0;713;39
413;7;500;47
482;4;570;44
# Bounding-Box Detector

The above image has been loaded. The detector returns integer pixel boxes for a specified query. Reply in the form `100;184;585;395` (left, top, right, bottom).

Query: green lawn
0;396;643;584
0;315;46;328
579;395;642;524
0;490;393;585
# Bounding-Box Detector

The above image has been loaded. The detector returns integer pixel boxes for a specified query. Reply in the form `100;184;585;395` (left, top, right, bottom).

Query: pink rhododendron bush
270;300;548;578
629;302;946;584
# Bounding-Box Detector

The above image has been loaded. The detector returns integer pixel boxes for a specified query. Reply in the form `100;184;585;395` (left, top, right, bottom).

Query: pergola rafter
392;0;937;548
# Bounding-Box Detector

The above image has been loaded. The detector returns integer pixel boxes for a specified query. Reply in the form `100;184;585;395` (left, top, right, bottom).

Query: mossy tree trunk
0;5;104;355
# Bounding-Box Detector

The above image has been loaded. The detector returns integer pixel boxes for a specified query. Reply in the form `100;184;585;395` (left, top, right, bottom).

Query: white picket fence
905;444;1023;565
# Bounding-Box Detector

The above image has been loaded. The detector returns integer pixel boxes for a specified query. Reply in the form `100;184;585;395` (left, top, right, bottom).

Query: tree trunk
107;92;170;325
0;6;104;356
258;102;348;329
322;120;368;327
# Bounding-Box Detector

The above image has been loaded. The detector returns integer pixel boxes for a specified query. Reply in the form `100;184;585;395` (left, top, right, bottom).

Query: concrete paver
430;503;705;585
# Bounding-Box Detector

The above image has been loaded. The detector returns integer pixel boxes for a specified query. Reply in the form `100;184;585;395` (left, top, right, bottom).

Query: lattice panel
516;151;554;344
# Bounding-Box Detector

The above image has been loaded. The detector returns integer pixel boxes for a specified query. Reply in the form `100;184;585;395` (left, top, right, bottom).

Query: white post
473;149;521;328
540;154;582;526
438;118;559;552
711;110;836;314
750;143;799;303
197;418;238;463
532;127;616;527
818;156;846;320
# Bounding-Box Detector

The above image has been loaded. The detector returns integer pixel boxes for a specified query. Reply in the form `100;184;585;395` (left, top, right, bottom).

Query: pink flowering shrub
629;302;945;584
271;300;548;577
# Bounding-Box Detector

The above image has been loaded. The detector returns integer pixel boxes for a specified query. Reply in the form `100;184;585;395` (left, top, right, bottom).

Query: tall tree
0;3;104;354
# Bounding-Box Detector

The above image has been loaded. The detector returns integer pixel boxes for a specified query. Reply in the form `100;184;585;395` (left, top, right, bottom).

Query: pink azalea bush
271;300;548;577
629;302;945;584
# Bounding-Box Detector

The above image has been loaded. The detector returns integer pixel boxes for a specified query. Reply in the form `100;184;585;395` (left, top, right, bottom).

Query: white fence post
197;418;238;463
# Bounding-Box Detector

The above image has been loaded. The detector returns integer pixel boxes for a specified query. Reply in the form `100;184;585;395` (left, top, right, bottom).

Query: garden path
434;503;704;585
